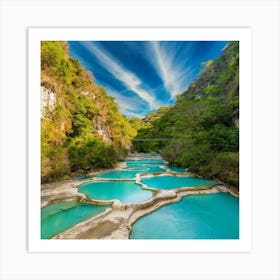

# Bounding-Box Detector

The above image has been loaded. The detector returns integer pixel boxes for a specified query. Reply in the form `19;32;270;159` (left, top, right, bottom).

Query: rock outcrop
52;184;221;239
40;41;137;183
40;85;56;117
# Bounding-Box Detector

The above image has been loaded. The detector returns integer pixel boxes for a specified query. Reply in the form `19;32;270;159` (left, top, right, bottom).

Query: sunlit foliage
41;41;137;183
133;42;239;187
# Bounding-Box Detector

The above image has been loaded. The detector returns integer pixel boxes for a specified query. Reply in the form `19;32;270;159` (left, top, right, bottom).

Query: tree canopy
41;41;137;183
132;42;239;187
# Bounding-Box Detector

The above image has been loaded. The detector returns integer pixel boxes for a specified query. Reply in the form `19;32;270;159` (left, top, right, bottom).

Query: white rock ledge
42;171;238;239
51;185;232;239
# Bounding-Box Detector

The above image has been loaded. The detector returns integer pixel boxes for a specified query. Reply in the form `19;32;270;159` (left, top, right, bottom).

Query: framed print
1;0;280;279
28;27;252;252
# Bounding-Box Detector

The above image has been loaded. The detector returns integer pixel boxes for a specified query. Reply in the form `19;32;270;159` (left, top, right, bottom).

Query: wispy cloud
69;40;227;117
80;42;157;110
105;86;146;118
122;110;145;119
150;42;192;98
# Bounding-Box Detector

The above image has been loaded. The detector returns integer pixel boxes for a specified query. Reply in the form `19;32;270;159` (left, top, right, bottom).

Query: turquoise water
168;166;186;173
41;201;109;239
127;166;165;173
96;170;140;179
126;159;167;166
42;153;238;239
145;165;166;173
125;158;167;174
79;181;153;203
141;175;214;190
95;158;167;179
130;193;239;239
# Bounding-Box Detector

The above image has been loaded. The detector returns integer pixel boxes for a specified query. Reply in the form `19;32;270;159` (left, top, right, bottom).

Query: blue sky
68;41;227;118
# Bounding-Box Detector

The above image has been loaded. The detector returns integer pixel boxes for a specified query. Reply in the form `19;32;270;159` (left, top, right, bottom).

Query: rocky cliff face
183;41;239;126
133;41;239;187
41;41;136;182
40;85;56;117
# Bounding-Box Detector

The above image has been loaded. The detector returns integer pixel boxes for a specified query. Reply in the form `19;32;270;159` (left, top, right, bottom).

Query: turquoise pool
42;153;238;240
96;170;141;179
41;201;109;239
126;159;167;166
125;158;167;174
130;193;239;239
168;166;186;173
141;175;215;190
79;180;153;203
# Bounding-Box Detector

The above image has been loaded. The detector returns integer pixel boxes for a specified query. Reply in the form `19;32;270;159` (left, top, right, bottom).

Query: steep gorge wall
133;42;239;187
41;41;136;183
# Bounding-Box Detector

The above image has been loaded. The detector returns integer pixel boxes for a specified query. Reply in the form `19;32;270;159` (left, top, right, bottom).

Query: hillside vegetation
41;41;137;183
133;42;239;187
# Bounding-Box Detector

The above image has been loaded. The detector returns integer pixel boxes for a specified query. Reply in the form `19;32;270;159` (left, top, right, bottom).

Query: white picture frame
29;27;252;253
1;1;279;279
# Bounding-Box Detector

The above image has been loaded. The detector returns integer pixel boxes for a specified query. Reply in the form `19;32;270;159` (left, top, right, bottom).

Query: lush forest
133;42;239;187
41;41;239;188
41;41;137;183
